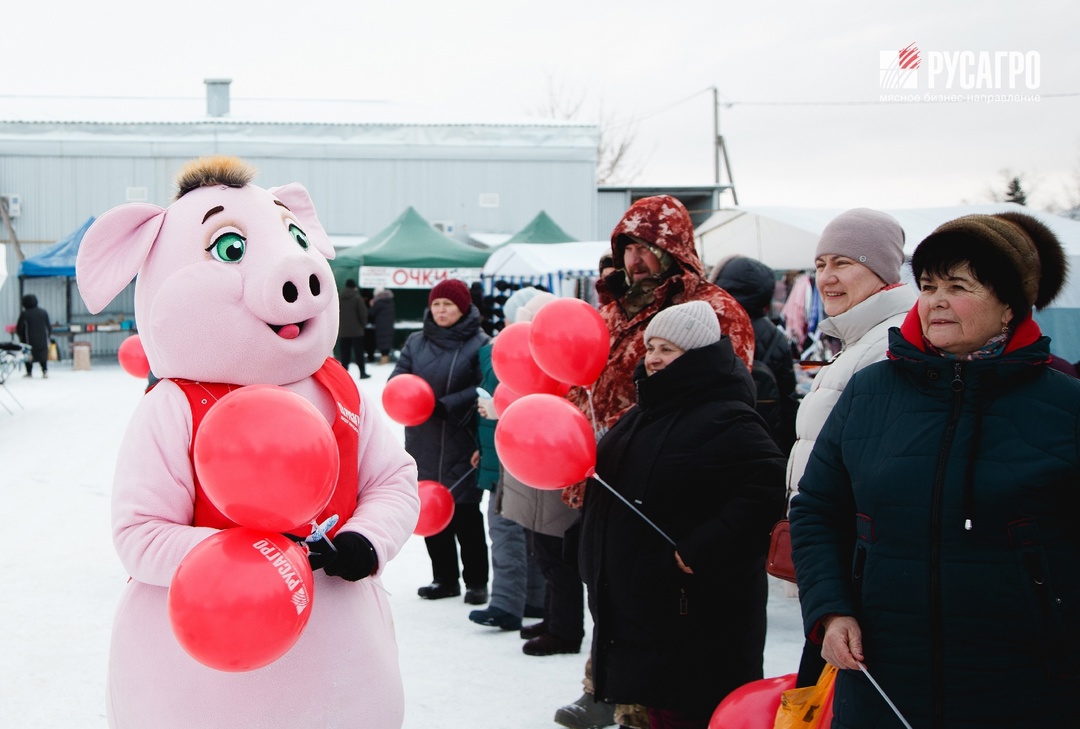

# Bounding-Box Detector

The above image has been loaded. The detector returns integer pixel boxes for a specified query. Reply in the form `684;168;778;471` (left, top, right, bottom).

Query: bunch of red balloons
169;385;339;672
491;296;608;490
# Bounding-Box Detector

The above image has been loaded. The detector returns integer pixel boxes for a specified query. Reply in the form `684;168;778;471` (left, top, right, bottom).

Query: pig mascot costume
76;157;420;728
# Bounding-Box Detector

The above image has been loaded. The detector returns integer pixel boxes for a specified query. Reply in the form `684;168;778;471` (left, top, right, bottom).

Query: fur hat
815;208;906;285
429;278;472;315
644;300;721;351
911;211;1068;314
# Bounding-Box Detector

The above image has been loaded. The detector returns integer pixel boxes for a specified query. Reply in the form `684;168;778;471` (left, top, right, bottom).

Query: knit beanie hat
815;208;906;284
912;211;1067;312
643;300;721;351
429;278;472;315
503;287;543;324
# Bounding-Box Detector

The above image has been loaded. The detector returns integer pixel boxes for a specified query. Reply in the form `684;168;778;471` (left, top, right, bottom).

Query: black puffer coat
391;305;489;505
579;339;787;716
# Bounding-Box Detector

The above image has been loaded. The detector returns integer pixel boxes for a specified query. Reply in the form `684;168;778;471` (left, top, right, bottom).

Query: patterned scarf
923;330;1010;361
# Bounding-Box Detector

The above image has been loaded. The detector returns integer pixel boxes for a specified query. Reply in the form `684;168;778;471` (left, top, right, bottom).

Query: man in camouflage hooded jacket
564;195;754;509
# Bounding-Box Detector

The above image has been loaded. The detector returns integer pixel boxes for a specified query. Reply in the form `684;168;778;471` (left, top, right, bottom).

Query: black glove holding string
290;531;378;581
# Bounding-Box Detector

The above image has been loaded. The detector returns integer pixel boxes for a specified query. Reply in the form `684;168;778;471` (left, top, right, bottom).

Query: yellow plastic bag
773;664;837;729
48;341;58;361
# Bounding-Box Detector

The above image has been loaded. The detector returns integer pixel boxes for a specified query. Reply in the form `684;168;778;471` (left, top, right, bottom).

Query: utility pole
713;87;738;206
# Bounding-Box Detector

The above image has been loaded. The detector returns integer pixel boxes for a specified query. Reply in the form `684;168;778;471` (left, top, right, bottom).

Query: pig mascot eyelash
77;156;420;728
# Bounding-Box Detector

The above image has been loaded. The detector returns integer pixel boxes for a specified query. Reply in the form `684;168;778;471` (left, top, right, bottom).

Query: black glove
305;531;378;581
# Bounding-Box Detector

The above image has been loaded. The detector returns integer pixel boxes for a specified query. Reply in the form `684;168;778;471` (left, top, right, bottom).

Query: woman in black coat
369;288;396;363
579;301;787;729
391;279;491;604
16;294;51;378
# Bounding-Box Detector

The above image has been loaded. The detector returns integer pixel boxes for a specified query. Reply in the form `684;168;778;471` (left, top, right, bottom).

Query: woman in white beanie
577;300;787;729
785;207;918;685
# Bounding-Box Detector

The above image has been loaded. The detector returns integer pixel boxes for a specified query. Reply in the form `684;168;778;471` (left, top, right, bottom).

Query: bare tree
533;75;641;185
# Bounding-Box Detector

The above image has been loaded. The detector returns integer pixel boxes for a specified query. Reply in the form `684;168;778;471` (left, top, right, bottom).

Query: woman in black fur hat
790;212;1080;728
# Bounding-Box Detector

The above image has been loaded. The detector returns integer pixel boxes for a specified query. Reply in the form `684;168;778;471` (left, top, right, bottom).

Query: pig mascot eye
208;232;247;263
289;224;309;250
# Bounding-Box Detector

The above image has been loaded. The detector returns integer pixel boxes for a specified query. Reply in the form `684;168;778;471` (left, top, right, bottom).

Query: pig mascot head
76;157;339;385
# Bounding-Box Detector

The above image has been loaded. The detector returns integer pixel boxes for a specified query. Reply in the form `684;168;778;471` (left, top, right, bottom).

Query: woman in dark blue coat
790;212;1080;728
578;301;786;729
391;279;490;604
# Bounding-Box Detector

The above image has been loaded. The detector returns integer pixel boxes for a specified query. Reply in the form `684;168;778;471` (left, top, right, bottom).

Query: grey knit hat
643;300;721;351
815;208;906;284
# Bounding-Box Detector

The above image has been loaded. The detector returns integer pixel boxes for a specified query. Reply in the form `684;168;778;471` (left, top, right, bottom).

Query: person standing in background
369;288;397;364
785;208;917;687
558;194;755;729
16;294;51;378
337;279;370;379
391;279;490;604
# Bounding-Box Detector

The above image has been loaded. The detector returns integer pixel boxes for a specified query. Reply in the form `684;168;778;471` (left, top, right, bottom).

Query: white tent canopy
481;240;610;297
697;203;1080;361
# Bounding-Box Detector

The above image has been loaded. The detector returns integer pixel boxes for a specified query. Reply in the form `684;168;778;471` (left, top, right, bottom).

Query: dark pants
25;347;47;375
529;529;584;643
337;336;367;376
796;636;828;687
647;707;711;729
424;500;489;589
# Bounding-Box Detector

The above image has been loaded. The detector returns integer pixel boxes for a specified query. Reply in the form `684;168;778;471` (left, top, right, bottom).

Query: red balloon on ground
529;298;609;386
494;393;596;489
193;385;338;532
709;673;797;729
414;480;455;536
491;322;566;397
117;334;151;379
382;374;436;426
168;528;315;672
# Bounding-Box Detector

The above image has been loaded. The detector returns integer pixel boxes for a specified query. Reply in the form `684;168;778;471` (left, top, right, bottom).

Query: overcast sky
5;0;1078;211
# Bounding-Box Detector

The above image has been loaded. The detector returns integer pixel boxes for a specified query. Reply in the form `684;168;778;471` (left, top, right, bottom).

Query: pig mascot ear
268;183;335;260
76;203;166;314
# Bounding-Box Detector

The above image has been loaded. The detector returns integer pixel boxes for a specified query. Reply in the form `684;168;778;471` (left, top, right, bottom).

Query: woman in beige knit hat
577;300;787;729
790;212;1080;728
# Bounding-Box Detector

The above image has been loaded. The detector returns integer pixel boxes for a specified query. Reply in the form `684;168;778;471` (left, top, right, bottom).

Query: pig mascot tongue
77;157;419;729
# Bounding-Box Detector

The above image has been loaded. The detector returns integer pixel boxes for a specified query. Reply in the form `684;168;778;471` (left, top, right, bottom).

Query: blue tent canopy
19;216;95;277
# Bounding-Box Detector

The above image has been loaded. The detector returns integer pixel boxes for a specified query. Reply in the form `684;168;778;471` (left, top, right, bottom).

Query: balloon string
856;661;913;729
591;472;676;546
445;466;478;495
586;386;600;439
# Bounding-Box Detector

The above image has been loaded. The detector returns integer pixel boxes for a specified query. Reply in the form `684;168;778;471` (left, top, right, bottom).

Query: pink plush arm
111;381;219;586
338;404;420;574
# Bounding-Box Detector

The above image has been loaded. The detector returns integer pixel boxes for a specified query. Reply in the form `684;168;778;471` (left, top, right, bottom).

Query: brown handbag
766;519;797;583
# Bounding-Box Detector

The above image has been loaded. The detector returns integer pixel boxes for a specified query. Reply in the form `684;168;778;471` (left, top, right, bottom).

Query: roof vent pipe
205;78;232;117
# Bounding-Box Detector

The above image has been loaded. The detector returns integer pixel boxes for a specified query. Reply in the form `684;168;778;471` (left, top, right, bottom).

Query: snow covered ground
0;359;805;728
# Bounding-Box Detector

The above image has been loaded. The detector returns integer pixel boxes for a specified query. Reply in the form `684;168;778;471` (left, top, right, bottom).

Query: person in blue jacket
790;212;1080;728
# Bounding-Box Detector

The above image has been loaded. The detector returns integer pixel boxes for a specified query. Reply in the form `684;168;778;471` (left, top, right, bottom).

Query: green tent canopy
328;247;363;292
357;207;491;269
502;210;578;246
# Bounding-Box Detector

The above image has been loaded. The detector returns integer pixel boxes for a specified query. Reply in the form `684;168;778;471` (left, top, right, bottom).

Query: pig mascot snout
77;157;419;728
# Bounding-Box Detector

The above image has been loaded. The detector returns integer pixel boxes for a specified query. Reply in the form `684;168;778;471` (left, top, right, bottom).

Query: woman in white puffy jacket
784;208;917;686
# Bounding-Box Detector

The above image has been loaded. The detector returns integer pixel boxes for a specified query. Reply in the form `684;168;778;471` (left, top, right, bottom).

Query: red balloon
168;528;315;672
529;298;609;386
193;385;338;532
492;383;522;417
414;479;455;536
382;374;436;426
494;394;596;489
709;673;797;729
491;322;566;396
117;334;150;379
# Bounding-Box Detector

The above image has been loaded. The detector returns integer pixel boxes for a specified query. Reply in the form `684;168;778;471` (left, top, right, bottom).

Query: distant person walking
370;288;397;364
16;294;51;378
337;279;370;379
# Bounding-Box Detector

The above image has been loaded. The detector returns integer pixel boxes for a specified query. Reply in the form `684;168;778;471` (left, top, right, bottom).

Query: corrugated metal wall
0;120;599;348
